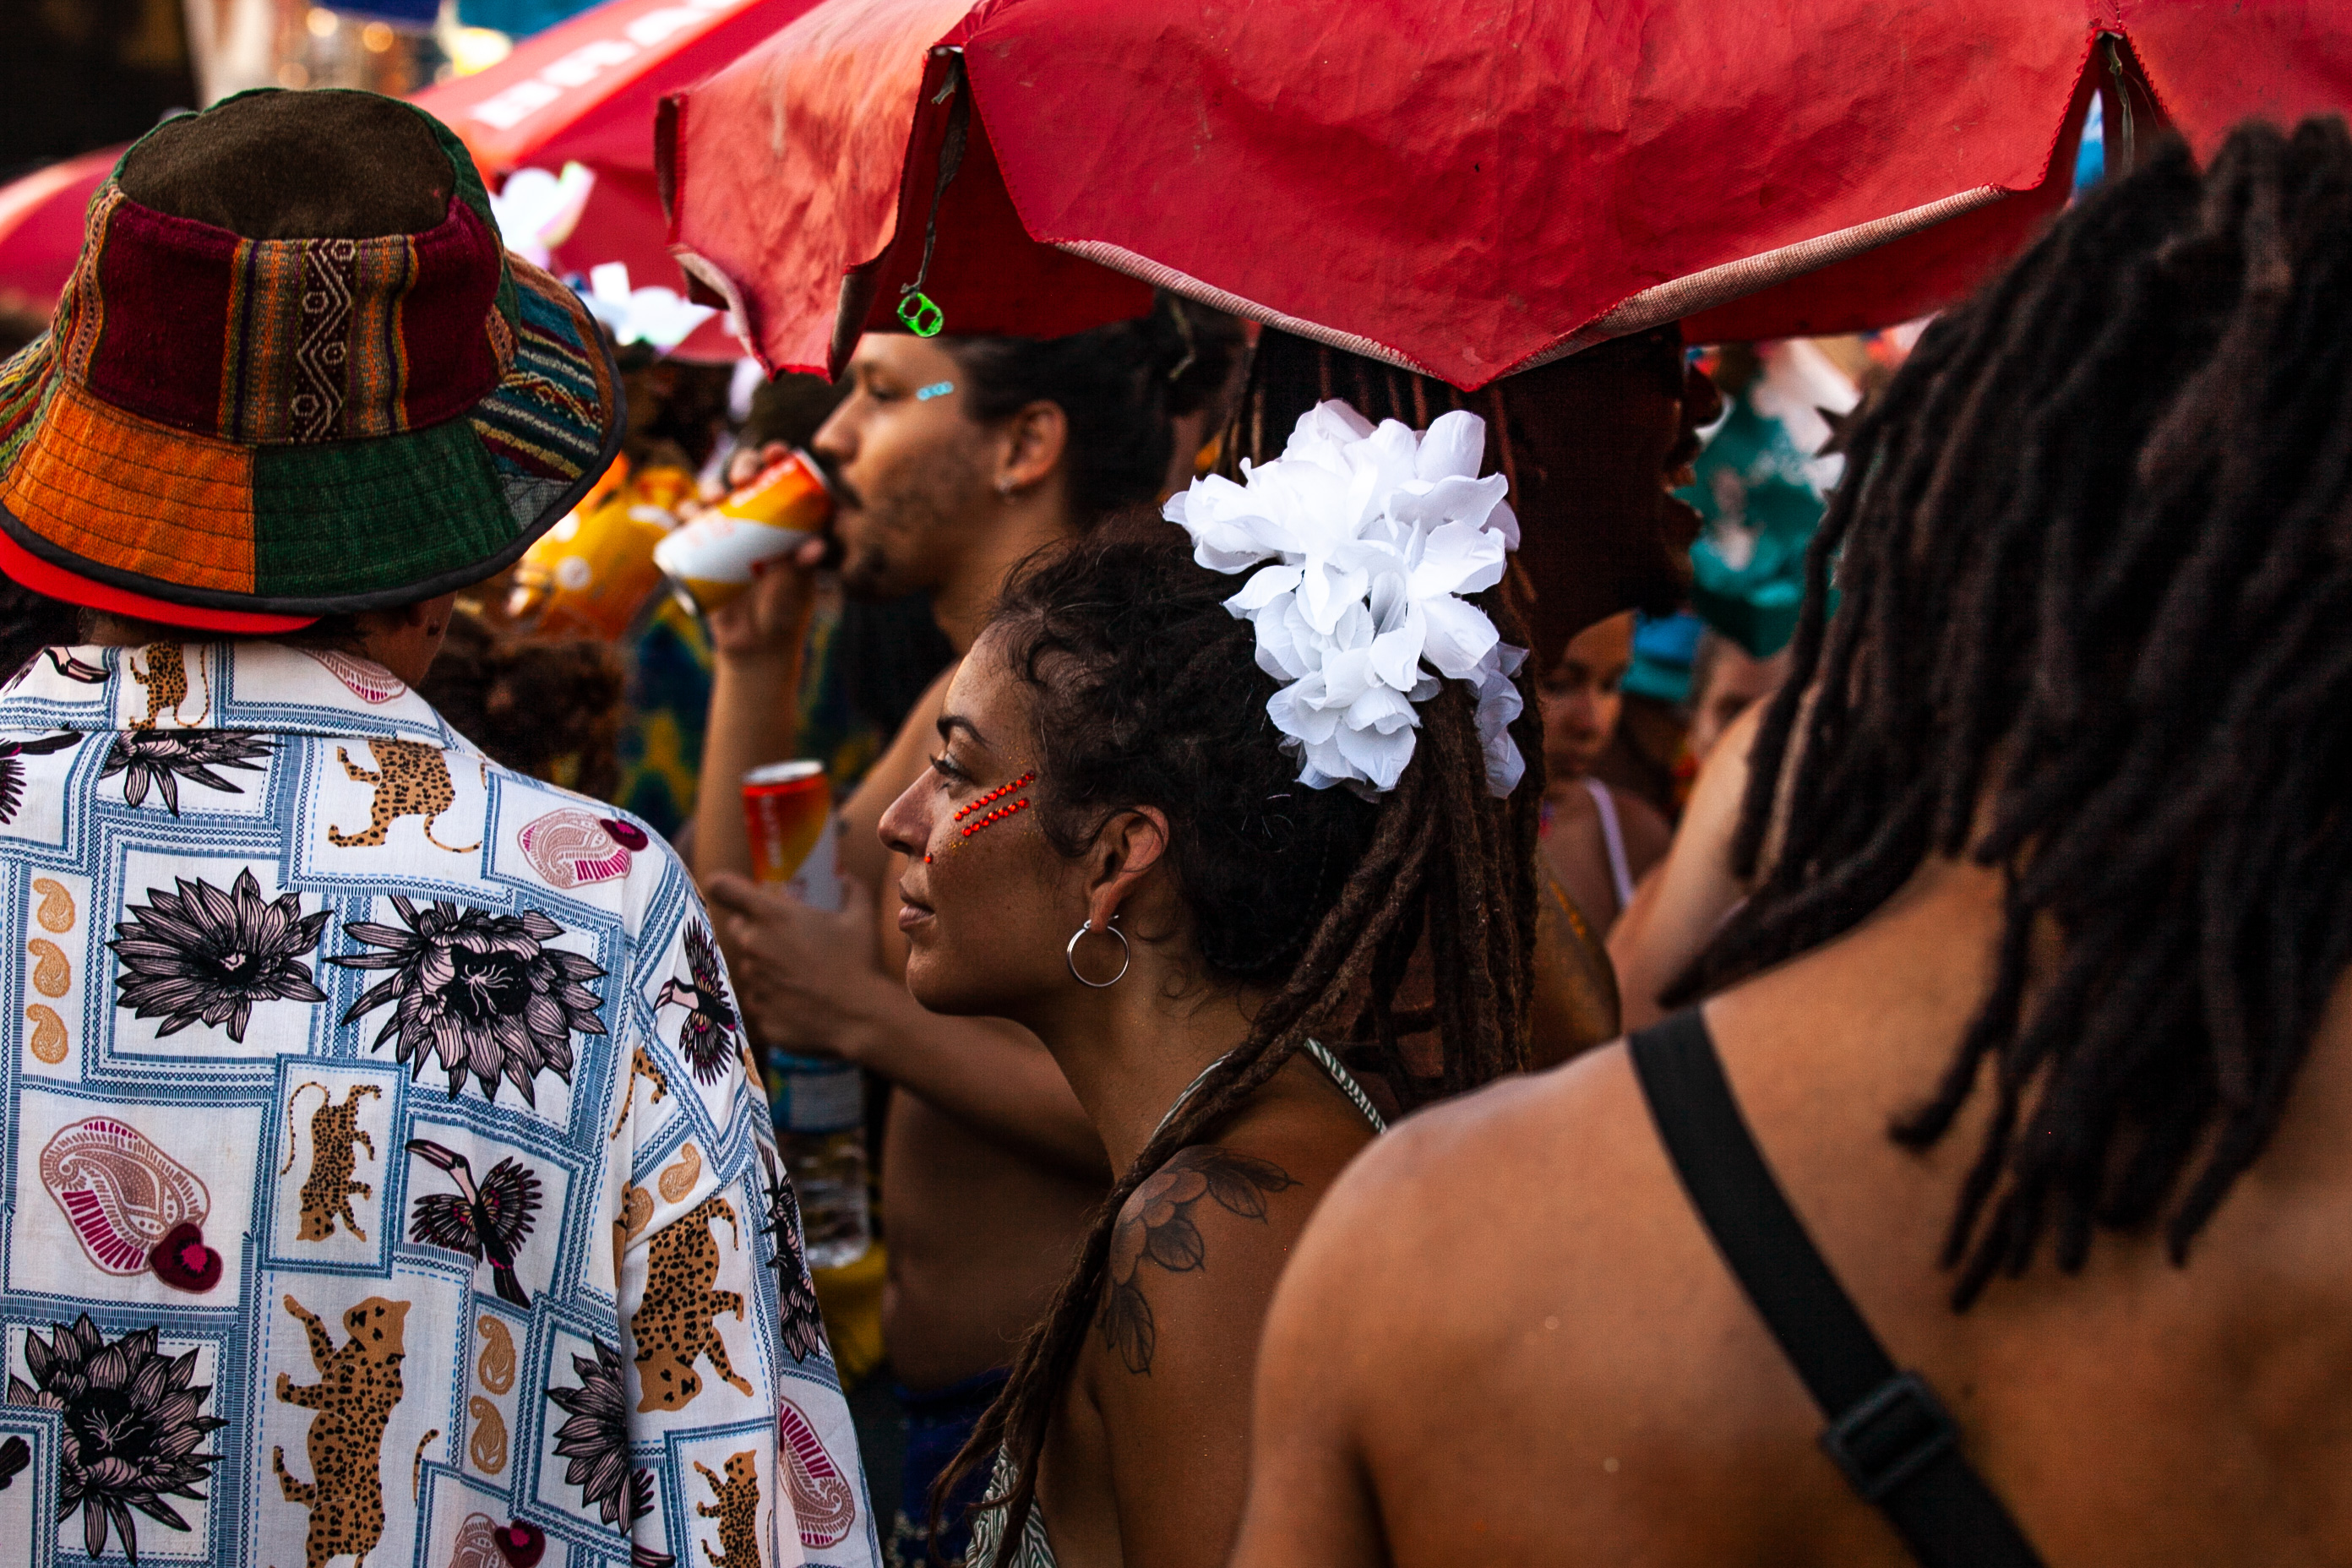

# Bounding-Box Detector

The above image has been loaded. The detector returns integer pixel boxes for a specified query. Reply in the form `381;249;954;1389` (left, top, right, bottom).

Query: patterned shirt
0;641;878;1568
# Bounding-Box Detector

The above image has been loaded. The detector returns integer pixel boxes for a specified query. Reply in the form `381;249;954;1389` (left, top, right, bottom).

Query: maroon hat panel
83;200;240;436
394;196;512;433
74;188;511;445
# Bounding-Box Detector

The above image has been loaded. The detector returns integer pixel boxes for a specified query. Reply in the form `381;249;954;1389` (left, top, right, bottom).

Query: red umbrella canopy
417;0;825;358
0;146;120;315
416;0;820;177
664;0;2352;387
0;0;818;337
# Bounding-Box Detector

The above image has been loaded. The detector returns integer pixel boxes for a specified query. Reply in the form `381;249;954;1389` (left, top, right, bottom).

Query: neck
1022;969;1266;1174
929;491;1077;654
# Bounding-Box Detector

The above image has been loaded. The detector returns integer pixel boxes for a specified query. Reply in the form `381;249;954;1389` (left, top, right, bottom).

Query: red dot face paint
950;772;1035;847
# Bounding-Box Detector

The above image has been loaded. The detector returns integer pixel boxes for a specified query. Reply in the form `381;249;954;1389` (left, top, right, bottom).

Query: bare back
1236;855;2352;1565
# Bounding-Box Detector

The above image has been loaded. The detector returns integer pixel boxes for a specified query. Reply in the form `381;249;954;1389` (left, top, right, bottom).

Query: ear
391;590;460;634
996;399;1070;495
1082;806;1171;933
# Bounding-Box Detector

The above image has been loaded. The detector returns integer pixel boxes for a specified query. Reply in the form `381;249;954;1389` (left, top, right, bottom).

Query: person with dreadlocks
1225;325;1721;1057
1231;117;2352;1568
887;393;1540;1565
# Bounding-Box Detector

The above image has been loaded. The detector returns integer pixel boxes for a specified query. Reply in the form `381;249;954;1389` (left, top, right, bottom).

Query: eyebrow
935;714;988;748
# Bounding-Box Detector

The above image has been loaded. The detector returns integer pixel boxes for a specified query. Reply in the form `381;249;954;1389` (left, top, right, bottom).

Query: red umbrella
0;146;119;316
417;0;825;358
0;0;819;351
662;0;2352;387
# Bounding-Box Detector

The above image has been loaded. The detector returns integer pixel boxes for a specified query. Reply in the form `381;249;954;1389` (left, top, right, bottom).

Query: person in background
726;370;961;801
1684;624;1793;768
1538;611;1672;934
698;299;1233;1567
1224;326;1720;1055
591;351;741;836
1606;697;1767;1032
914;493;1538;1565
1155;300;1250;493
418;608;629;799
0;88;874;1567
1233;119;2352;1568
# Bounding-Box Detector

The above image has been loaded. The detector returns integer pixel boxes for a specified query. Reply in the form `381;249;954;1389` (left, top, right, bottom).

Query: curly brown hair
418;610;626;800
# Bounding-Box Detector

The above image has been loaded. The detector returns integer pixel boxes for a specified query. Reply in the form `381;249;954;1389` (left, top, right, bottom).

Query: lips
895;879;934;932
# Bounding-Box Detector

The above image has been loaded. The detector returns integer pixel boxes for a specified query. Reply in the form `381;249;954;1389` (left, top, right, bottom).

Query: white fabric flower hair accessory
1162;399;1528;798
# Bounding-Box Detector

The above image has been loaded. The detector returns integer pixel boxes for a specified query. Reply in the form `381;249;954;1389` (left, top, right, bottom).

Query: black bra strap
1629;1008;2045;1568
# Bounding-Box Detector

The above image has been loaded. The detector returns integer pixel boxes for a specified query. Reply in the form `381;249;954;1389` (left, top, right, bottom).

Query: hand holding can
653;448;835;618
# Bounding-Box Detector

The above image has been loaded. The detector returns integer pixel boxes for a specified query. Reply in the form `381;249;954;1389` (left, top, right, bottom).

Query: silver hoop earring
1065;917;1130;988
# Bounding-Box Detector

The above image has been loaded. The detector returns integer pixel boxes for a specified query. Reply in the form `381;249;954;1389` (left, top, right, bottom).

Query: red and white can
743;760;841;909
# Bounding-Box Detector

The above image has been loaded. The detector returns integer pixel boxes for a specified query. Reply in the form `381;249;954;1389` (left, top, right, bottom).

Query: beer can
654;448;835;617
743;760;842;909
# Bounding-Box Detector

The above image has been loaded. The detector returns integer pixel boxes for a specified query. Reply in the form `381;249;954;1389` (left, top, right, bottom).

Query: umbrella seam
1503;184;2012;378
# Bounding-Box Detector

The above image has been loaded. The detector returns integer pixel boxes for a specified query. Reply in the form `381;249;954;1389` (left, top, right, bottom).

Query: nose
877;773;931;862
811;400;856;471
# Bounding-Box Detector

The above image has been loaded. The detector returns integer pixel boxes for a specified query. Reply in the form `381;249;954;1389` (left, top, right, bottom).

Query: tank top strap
1151;1037;1388;1145
1582;774;1638;911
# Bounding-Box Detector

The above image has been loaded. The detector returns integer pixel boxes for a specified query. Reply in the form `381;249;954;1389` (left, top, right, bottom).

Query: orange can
654;449;835;616
509;463;694;640
743;760;831;886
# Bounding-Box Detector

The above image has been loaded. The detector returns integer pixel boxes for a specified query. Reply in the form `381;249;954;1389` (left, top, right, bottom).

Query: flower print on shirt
333;898;605;1104
102;730;271;814
547;1338;676;1567
6;1315;227;1562
110;868;333;1042
0;731;80;824
758;1145;825;1365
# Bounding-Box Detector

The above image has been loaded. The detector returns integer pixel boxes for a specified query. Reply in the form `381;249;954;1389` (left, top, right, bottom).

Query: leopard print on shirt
631;1195;754;1412
611;1044;672;1141
128;642;204;730
272;1293;410;1568
327;738;480;853
694;1451;762;1568
282;1082;380;1242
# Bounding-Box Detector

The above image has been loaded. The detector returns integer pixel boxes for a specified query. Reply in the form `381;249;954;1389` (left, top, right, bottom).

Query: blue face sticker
916;381;956;401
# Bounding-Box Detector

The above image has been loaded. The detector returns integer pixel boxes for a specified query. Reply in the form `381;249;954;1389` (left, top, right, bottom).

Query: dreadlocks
939;513;1542;1561
1671;118;2352;1308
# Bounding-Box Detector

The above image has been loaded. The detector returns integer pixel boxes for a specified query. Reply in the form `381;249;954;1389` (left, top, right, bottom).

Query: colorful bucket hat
0;89;623;633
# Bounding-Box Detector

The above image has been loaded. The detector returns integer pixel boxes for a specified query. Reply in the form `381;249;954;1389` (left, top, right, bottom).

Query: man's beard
834;458;976;602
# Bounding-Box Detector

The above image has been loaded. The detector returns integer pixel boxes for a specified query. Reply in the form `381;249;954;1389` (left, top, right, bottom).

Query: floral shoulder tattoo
1098;1147;1298;1375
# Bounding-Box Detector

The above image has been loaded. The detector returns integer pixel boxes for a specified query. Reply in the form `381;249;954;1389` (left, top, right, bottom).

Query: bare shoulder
1271;1040;1702;1380
1097;1143;1320;1377
1252;1044;1821;1565
1330;1041;1648;1233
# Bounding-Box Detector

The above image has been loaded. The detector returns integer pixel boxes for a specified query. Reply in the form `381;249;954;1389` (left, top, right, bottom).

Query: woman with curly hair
865;395;1543;1565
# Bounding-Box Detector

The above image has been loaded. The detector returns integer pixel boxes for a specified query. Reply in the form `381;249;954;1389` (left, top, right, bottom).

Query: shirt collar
0;641;476;753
